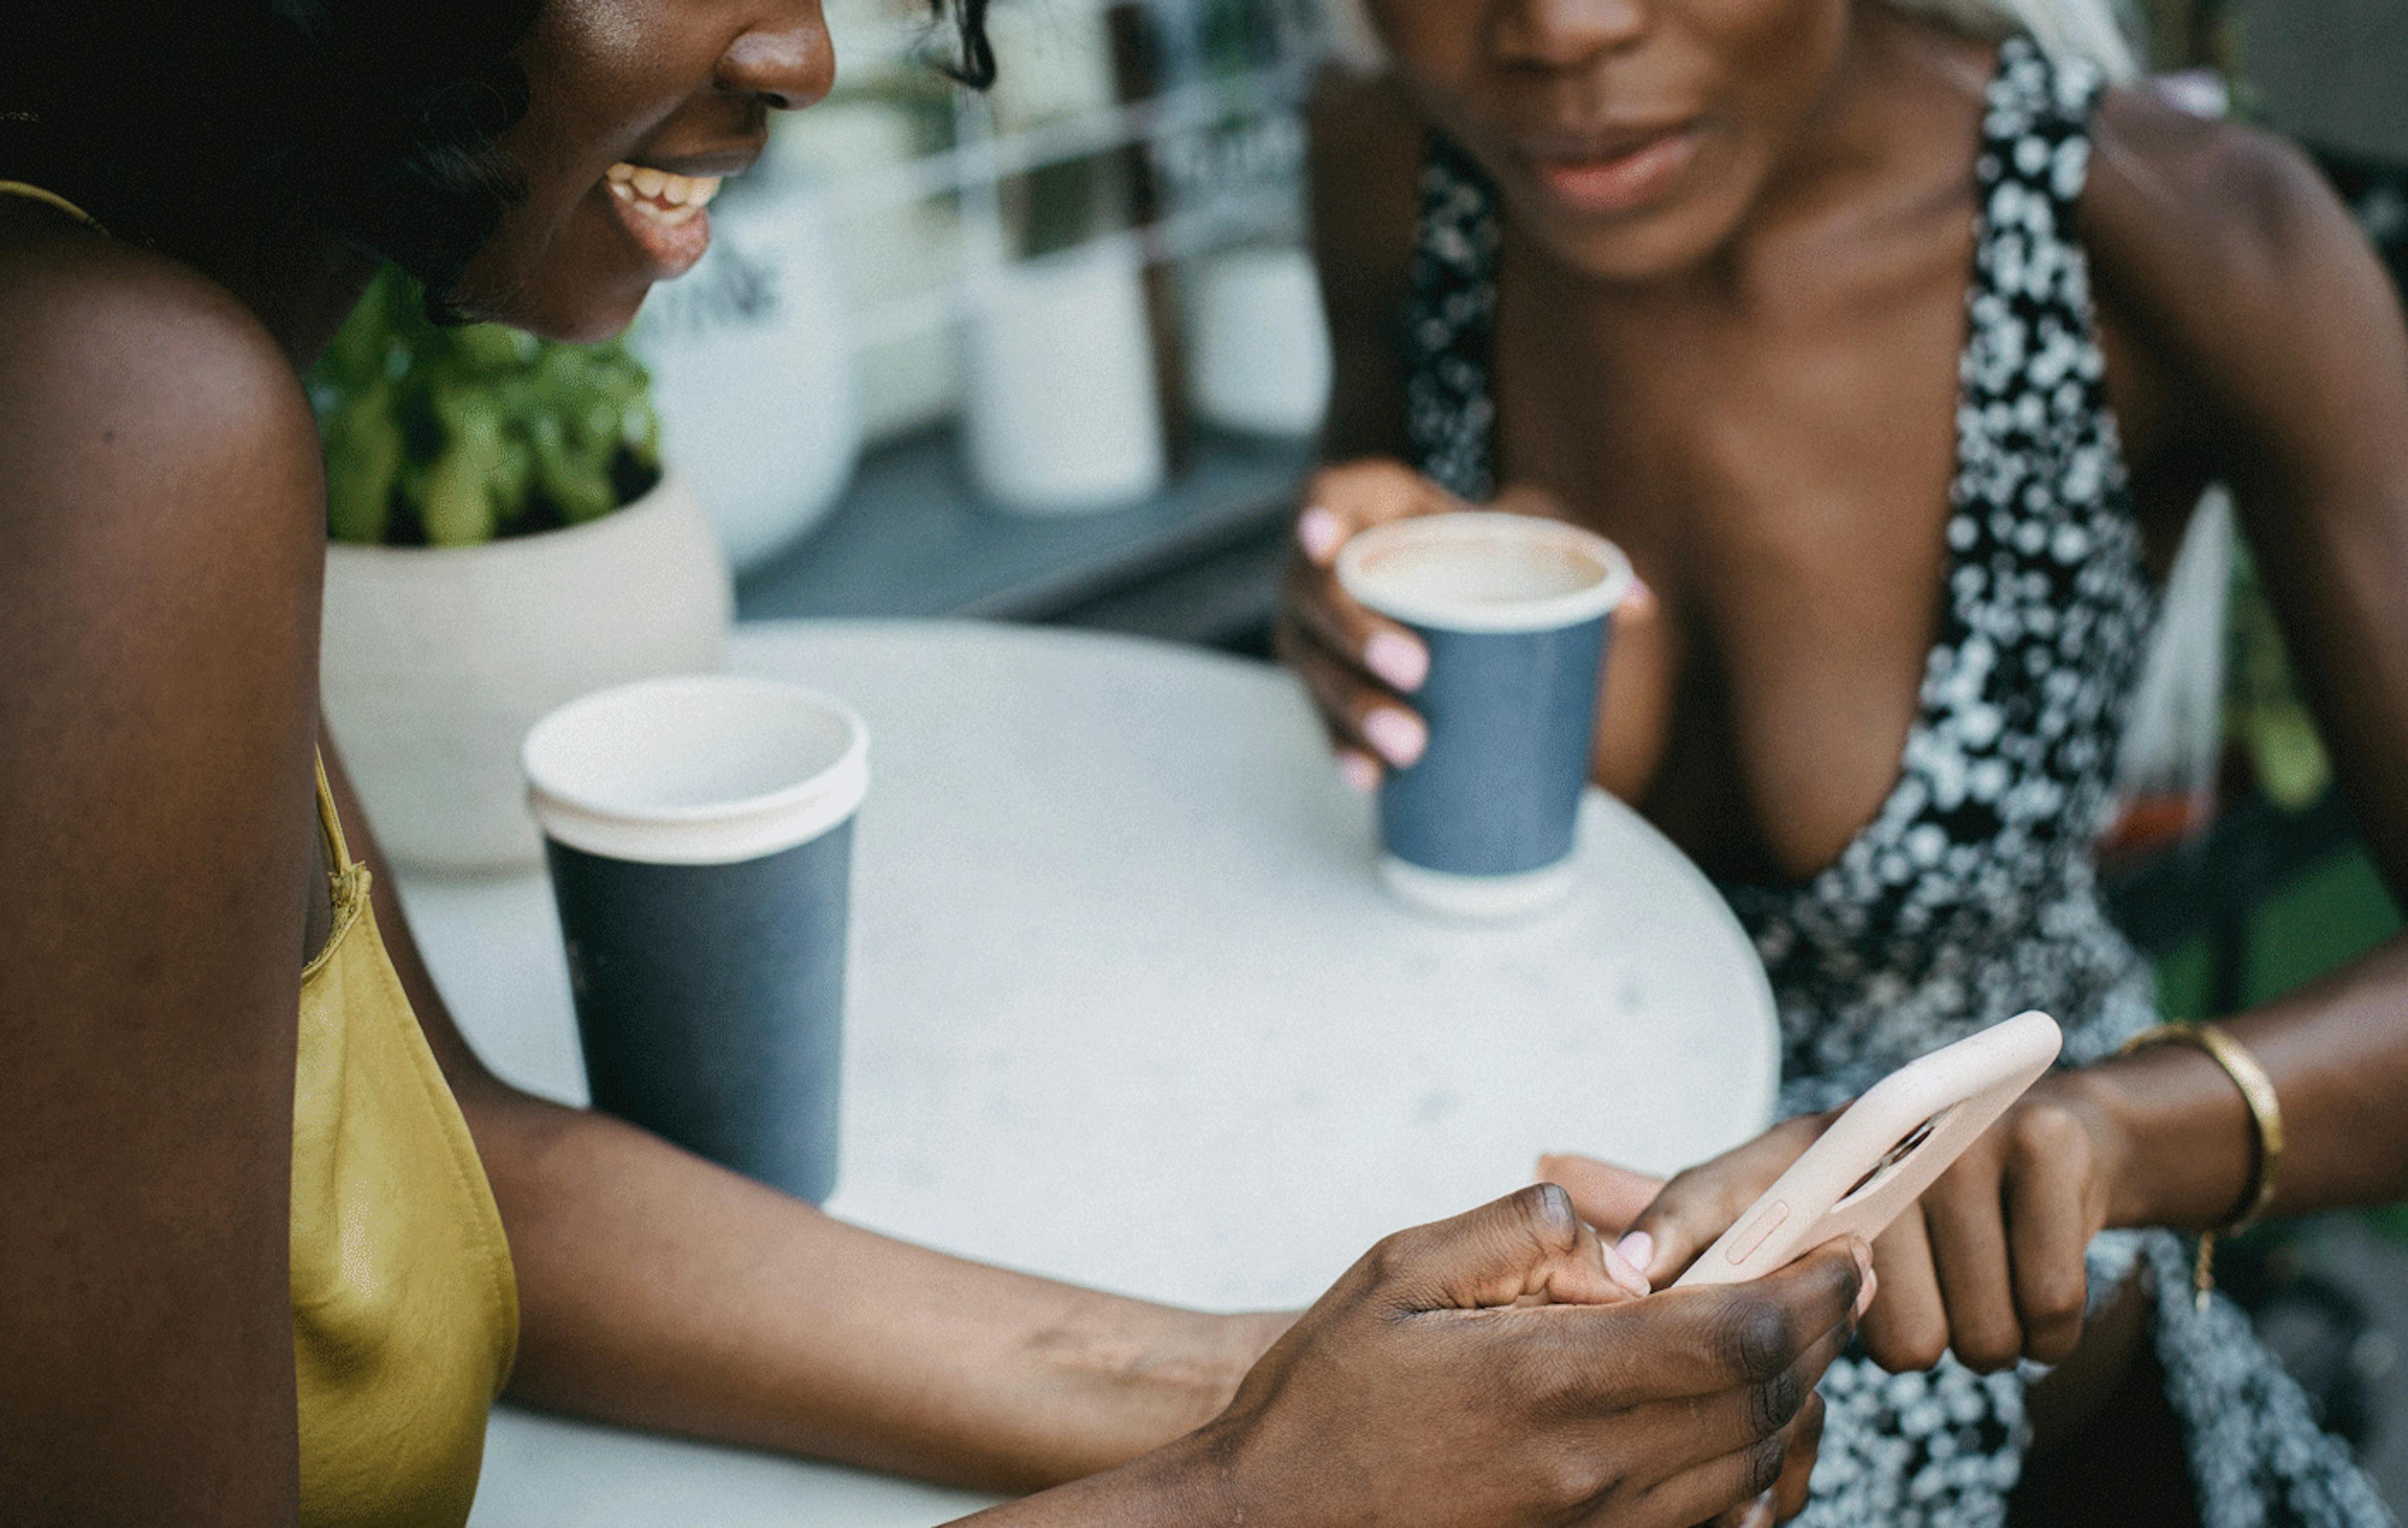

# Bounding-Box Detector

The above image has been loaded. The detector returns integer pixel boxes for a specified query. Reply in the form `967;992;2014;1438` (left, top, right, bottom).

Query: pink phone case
1672;1011;2063;1288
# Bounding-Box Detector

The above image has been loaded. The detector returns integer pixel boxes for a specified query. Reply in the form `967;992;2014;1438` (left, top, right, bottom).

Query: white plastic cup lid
1337;511;1633;635
524;675;869;866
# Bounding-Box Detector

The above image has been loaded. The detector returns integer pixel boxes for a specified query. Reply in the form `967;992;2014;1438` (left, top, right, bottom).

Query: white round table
398;620;1779;1527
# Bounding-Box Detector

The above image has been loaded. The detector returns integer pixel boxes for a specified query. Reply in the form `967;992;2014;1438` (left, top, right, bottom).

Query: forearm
470;1090;1276;1494
320;738;1277;1492
2077;932;2408;1229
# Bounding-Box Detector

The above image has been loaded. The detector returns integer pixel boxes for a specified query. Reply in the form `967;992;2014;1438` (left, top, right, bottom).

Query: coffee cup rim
523;675;869;866
1334;512;1633;634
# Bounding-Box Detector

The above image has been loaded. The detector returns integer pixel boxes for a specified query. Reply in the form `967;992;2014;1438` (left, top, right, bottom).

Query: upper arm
1308;67;1425;464
0;242;324;1521
2086;93;2408;895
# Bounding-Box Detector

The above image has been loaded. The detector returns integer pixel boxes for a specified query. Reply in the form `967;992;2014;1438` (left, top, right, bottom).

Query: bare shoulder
2083;85;2400;425
0;229;323;556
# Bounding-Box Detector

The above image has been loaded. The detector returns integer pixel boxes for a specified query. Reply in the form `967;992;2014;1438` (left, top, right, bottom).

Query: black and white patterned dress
1399;38;2392;1528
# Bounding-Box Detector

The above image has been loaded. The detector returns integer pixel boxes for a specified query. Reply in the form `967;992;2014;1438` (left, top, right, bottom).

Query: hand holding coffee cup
1277;461;1635;921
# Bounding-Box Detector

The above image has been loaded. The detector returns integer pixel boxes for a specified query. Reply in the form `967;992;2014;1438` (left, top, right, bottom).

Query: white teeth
629;198;702;227
603;162;724;213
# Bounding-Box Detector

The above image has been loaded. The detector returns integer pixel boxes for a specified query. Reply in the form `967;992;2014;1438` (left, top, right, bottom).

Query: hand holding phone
1673;1012;2062;1288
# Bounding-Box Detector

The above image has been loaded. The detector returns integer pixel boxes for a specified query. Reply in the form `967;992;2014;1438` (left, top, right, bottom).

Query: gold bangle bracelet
2116;1022;2286;1310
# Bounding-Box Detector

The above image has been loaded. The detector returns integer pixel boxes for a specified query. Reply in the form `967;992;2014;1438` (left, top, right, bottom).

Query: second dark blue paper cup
1338;512;1632;921
523;676;869;1204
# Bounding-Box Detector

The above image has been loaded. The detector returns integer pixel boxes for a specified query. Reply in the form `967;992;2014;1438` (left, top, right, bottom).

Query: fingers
1535;1238;1869;1411
1921;1155;2022;1373
1274;605;1429;773
1281;555;1430;696
1294;459;1468;566
1859;1211;1950;1372
1768;1387;1825;1522
1622;1115;1829;1287
1371;1184;1647;1315
1601;1285;1855;1492
2002;1108;2096;1365
1534;1153;1666;1243
1619;1384;1828;1528
1280;460;1459;782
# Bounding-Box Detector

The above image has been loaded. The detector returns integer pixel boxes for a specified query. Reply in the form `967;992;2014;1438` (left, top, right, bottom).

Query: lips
1523;125;1702;218
603;161;725;278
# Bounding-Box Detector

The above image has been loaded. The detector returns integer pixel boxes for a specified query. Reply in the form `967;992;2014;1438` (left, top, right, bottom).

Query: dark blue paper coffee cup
1337;512;1632;921
522;676;869;1204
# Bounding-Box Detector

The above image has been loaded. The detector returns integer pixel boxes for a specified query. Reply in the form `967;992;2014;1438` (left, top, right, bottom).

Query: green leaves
309;267;662;546
2227;540;2334;812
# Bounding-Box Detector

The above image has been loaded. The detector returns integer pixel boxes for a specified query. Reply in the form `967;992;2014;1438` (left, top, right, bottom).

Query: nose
719;1;837;112
1494;0;1650;68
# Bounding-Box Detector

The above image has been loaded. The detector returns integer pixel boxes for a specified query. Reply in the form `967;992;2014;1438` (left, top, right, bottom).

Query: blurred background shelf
736;425;1307;644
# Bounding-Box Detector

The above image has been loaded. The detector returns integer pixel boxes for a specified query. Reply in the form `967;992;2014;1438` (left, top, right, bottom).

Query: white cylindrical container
634;186;861;573
320;474;733;874
963;245;1168;515
1185;245;1333;439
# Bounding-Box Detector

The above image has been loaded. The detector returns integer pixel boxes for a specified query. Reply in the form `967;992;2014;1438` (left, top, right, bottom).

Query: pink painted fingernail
1739;1490;1777;1528
1854;1261;1879;1321
1601;1239;1652;1298
1361;708;1427;768
1620;571;1657;617
1336;751;1380;794
1615;1231;1654;1276
1298;506;1345;563
1362;631;1429;692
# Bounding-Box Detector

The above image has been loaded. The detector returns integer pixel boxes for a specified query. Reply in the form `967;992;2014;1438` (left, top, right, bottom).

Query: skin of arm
2067;88;2408;1231
302;787;1872;1528
322;748;1286;1494
0;228;329;1524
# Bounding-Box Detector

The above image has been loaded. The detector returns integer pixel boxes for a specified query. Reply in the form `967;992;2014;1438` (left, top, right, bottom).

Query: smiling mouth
602;161;725;277
606;162;724;225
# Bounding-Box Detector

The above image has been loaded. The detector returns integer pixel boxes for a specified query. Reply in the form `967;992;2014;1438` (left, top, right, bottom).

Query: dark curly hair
1;0;995;304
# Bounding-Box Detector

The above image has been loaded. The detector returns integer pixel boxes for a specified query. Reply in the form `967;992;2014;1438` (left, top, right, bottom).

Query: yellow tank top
297;756;519;1525
5;178;519;1520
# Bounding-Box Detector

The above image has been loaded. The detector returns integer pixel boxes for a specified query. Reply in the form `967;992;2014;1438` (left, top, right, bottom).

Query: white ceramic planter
320;474;733;876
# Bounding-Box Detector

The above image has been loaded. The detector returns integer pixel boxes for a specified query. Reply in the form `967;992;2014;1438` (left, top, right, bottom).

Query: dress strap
303;750;371;982
314;750;356;874
0;179;106;234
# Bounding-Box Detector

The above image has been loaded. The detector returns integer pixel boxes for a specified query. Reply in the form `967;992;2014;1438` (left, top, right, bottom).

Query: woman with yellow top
0;2;1874;1525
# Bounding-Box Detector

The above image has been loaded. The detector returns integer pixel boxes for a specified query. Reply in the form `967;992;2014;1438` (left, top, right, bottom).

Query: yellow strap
314;750;355;873
0;179;105;235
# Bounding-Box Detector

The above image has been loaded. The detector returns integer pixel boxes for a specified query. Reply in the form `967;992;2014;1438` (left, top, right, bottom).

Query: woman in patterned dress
1279;2;2408;1524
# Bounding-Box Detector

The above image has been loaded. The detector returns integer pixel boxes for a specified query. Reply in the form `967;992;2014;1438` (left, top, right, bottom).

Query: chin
521;285;653;345
450;206;667;343
1508;194;1740;285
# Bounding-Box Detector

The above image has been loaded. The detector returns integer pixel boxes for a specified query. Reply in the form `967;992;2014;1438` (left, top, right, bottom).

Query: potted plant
313;268;732;874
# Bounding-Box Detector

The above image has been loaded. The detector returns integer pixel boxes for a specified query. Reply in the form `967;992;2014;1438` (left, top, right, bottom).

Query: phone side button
1727;1202;1790;1265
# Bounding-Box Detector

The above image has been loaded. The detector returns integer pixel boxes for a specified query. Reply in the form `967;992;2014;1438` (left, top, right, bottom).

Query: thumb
1380;1184;1649;1313
1620;1115;1832;1287
1535;1153;1665;1238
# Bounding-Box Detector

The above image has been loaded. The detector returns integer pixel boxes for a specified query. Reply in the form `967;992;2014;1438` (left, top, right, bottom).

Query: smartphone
1672;1011;2063;1288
